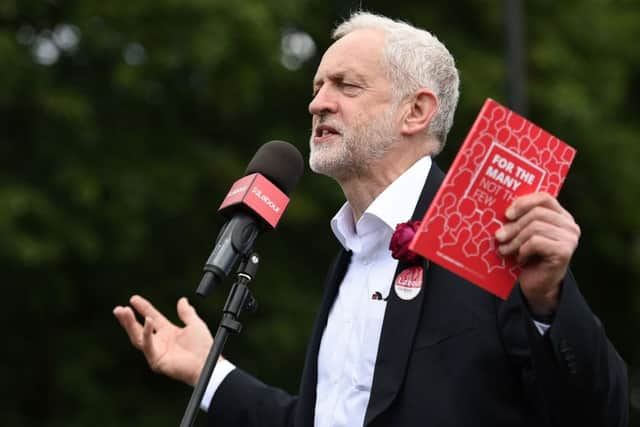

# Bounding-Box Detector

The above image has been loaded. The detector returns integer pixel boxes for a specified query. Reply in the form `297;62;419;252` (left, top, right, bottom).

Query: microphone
196;141;304;297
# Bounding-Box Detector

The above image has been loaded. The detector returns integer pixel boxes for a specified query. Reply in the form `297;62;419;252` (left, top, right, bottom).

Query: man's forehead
313;30;385;83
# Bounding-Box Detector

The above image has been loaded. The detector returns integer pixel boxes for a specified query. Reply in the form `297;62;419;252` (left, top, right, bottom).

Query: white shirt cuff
533;320;551;335
200;359;236;412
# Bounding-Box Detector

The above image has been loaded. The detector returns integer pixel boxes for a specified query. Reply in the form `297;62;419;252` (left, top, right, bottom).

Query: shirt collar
331;156;433;251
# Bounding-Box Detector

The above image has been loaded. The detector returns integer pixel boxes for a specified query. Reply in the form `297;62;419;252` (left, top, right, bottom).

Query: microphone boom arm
181;253;260;427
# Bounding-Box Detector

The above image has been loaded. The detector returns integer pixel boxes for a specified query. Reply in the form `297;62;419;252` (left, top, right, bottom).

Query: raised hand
113;295;214;386
495;192;581;317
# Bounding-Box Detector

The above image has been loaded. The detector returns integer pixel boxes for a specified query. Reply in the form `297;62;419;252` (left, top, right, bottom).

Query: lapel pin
371;291;389;301
394;265;424;301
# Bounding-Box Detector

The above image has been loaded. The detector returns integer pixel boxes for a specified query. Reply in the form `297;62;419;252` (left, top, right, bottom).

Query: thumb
176;297;200;325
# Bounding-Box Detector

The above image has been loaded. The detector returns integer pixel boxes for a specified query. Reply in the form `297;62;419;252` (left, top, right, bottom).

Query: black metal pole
505;0;528;116
180;254;260;427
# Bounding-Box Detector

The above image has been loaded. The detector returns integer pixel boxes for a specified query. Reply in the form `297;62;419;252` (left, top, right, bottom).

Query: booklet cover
409;98;576;299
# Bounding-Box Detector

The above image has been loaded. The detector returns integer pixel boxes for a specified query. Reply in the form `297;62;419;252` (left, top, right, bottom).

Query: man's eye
340;82;361;94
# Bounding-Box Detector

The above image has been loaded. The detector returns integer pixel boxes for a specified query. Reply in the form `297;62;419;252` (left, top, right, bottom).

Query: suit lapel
296;248;352;426
364;163;445;425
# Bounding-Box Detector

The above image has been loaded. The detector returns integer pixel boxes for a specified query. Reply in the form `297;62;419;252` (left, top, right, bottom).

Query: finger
113;306;144;349
177;297;201;326
129;295;171;328
496;206;578;244
515;233;575;267
498;221;577;257
142;316;160;367
505;192;567;221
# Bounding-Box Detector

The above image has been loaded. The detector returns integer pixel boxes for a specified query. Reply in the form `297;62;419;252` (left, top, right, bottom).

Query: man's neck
340;176;391;223
339;150;433;222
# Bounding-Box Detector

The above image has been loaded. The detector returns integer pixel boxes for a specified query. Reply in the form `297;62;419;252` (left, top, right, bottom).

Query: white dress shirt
314;156;433;427
202;155;549;421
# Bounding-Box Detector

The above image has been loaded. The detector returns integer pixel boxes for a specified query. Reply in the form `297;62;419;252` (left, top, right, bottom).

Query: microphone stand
180;253;260;427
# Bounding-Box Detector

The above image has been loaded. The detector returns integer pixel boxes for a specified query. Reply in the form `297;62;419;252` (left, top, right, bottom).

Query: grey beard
309;105;399;179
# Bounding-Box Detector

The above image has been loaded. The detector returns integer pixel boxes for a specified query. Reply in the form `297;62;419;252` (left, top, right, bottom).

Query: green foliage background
1;0;638;425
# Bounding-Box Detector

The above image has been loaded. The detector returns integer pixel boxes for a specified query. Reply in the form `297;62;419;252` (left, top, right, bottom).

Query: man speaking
113;11;628;426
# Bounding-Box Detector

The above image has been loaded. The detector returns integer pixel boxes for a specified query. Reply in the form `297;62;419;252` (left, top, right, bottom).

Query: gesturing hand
495;192;581;317
113;295;214;386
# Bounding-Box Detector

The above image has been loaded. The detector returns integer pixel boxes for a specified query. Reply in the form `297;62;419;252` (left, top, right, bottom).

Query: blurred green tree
1;0;638;425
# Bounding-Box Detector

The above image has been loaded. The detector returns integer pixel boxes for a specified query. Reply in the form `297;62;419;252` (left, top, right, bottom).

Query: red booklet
409;98;576;299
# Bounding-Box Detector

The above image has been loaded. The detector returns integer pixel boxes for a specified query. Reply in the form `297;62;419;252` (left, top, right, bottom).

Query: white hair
333;11;460;153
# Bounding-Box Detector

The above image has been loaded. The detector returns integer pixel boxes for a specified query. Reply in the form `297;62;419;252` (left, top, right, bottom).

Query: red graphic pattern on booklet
409;98;576;299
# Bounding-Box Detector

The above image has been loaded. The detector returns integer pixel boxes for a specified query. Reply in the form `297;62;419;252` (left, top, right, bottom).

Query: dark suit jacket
208;164;628;427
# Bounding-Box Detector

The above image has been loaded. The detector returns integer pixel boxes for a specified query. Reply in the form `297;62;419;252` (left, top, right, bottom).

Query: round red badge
394;266;423;300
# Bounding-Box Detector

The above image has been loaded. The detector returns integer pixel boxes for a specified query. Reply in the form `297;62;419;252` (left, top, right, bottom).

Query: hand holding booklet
410;98;576;299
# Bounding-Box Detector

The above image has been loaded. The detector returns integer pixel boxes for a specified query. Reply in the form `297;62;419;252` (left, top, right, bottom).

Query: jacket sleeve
499;271;628;426
207;368;298;427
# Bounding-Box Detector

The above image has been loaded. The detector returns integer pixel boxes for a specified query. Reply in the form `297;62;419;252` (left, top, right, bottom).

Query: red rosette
389;220;421;263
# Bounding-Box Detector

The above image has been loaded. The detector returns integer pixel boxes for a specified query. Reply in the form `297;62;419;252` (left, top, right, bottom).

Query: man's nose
308;86;338;116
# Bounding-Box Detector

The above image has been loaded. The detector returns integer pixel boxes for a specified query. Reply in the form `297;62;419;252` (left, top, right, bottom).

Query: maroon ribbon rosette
389;221;421;263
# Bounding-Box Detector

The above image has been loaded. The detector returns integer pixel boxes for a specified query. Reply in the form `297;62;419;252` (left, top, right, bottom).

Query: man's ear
399;89;438;136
